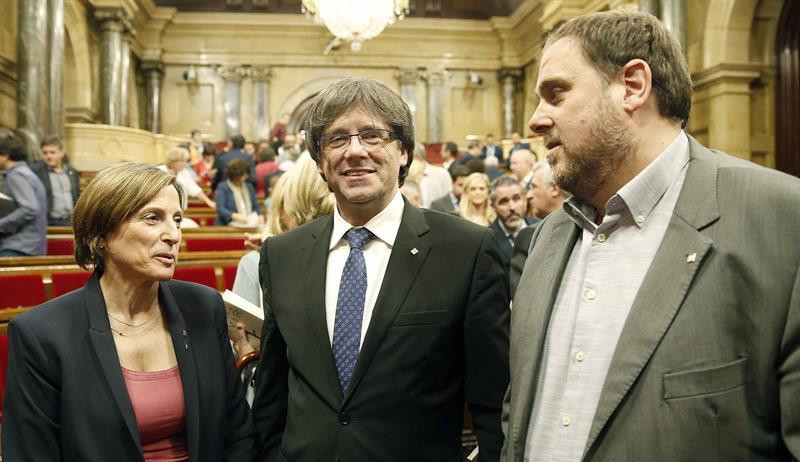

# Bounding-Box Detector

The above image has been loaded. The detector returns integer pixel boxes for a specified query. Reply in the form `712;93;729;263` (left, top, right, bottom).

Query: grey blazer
502;137;800;461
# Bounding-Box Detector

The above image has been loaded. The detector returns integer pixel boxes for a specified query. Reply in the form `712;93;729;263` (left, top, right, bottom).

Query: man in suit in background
503;10;800;461
211;134;256;191
509;161;567;297
508;132;531;156
489;176;536;269
430;164;470;214
481;133;503;165
253;77;510;462
509;149;536;189
30;136;81;226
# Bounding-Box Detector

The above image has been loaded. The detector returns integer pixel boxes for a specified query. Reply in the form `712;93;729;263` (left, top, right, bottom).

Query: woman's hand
229;322;256;358
244;233;263;250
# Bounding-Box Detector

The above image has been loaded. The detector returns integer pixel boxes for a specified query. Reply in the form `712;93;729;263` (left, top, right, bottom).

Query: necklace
107;305;160;328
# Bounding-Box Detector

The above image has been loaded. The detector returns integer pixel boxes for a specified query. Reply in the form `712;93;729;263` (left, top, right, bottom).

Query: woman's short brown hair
72;162;184;269
225;158;250;181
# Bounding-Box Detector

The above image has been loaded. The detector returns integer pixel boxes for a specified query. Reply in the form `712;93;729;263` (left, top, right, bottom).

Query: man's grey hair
533;160;554;185
414;142;427;161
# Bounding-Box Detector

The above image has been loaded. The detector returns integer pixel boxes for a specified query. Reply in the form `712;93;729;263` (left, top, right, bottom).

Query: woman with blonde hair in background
458;172;495;226
230;154;335;356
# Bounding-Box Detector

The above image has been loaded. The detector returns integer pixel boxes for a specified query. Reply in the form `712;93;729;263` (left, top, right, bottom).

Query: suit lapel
305;216;345;405
159;283;201;461
85;271;143;454
583;137;721;456
508;213;579;455
342;203;430;405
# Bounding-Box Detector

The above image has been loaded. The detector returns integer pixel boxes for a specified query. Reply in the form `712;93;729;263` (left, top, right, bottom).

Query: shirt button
575;351;586;362
561;415;571;427
338;413;351;425
636;214;645;224
596;233;606;242
585;289;596;300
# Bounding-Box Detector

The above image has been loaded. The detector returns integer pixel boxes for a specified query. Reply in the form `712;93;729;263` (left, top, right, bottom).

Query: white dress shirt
325;191;404;347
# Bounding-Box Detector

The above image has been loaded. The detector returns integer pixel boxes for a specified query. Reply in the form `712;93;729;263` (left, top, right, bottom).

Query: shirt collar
330;190;404;250
564;130;690;230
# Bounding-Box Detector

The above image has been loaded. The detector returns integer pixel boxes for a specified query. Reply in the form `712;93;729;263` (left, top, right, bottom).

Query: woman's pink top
121;365;189;461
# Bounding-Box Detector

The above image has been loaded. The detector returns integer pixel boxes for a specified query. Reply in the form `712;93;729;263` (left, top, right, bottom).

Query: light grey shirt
48;169;73;219
524;131;690;462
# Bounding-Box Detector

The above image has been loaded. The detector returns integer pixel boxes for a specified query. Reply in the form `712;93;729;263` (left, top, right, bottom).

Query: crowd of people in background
0;119;550;263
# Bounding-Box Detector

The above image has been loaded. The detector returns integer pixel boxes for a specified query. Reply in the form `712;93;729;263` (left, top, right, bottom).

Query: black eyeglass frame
318;128;396;154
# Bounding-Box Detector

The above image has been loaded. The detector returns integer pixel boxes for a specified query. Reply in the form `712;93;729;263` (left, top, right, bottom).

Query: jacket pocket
393;309;448;326
663;357;748;400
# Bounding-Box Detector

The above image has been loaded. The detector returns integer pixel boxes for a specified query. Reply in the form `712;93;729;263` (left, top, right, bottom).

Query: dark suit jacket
2;272;254;461
481;145;504;164
253;202;510;462
429;192;457;213
502;137;800;461
29;160;80;216
211;149;256;191
509;143;531;155
509;223;537;297
214;181;260;225
490;218;537;270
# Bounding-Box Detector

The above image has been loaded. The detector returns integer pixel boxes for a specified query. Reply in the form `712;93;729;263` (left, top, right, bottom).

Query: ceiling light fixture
301;0;410;52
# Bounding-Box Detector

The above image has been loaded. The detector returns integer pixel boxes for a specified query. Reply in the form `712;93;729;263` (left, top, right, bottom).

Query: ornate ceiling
153;0;522;19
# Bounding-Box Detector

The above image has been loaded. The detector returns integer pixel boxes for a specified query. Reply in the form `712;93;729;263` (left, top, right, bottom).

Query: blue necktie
332;227;374;393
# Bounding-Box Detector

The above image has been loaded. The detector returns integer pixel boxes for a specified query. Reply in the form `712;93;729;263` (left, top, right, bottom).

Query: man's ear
619;59;652;114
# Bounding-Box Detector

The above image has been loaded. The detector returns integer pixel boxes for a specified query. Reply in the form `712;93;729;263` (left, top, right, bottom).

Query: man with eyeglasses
252;77;510;462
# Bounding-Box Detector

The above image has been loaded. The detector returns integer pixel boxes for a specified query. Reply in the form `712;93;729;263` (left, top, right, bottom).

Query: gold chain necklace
108;306;160;336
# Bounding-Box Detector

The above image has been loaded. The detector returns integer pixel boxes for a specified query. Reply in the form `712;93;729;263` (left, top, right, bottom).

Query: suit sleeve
251;239;289;462
0;172;43;235
464;229;511;462
780;259;800;457
216;186;235;224
211;158;223;191
212;292;256;460
1;317;62;460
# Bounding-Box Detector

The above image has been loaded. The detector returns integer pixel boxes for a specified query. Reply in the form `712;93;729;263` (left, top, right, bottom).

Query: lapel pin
686;252;697;263
411;248;418;255
181;329;187;337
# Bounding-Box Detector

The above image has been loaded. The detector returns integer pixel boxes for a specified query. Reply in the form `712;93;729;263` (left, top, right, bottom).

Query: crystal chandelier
301;0;410;52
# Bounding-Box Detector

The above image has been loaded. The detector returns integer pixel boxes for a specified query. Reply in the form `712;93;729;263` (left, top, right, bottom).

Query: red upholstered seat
52;271;91;296
222;266;237;290
47;239;74;256
0;275;46;309
0;334;8;422
185;238;245;252
173;267;217;289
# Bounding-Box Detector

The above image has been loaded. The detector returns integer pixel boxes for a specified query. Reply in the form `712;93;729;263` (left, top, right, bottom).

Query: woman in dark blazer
214;157;260;226
2;162;253;461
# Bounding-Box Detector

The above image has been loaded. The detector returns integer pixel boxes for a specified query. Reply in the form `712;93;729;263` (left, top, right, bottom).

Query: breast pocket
393;309;448;327
663;357;748;400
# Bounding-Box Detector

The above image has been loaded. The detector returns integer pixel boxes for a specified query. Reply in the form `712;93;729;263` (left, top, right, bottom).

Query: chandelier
301;0;410;52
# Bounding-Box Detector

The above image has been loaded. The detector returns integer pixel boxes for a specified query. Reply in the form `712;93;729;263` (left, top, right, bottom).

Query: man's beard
545;95;635;204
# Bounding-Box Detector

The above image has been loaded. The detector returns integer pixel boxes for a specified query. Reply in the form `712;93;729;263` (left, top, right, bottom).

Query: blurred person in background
255;145;279;196
2;162;253;459
458;172;495;226
0;136;47;256
160;147;215;210
30;136;81;226
430;164;469;214
215;157;261;226
231;155;335;356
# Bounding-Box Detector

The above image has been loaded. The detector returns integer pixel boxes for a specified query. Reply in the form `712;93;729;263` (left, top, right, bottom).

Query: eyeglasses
319;128;394;154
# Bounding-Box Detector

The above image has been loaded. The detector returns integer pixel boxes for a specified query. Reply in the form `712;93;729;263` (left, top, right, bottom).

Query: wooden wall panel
776;0;800;177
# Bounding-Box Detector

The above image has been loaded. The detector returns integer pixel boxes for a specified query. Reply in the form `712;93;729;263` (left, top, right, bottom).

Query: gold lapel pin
410;248;419;255
686;252;697;263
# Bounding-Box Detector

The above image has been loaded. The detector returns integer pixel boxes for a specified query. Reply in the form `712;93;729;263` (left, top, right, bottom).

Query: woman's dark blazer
214;181;260;225
2;271;254;461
